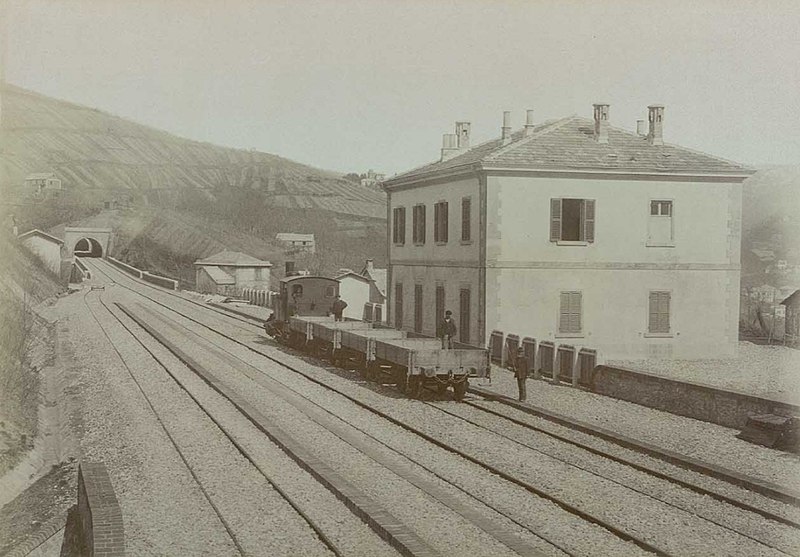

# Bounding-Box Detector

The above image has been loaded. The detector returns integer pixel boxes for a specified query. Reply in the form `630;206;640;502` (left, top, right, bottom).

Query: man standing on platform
437;310;457;349
515;347;528;402
332;295;348;322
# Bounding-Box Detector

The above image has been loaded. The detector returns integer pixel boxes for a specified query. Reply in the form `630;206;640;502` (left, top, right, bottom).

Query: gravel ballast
85;290;333;557
131;288;783;557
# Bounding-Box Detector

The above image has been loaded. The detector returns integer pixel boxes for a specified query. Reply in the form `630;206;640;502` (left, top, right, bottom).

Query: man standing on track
332;295;348;322
437;310;457;349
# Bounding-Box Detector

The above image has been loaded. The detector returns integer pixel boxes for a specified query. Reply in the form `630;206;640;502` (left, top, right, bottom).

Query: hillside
0;84;388;283
0;83;385;220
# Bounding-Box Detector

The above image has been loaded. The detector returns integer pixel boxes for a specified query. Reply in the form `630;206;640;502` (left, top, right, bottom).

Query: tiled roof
201;265;235;285
781;290;800;306
276;233;315;242
194;250;272;267
384;116;753;185
18;228;64;245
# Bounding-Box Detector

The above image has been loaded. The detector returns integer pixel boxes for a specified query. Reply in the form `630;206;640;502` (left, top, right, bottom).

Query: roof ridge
484;115;579;161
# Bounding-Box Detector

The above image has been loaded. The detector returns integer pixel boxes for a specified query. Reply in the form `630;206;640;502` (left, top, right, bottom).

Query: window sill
556;241;589;246
555;333;585;339
393;243;405;247
644;332;673;338
435;241;449;246
646;242;675;248
460;239;473;245
413;242;425;247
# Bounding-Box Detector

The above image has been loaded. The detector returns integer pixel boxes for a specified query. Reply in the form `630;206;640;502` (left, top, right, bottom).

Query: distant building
360;259;387;305
382;104;754;359
360;169;386;188
335;270;373;321
17;229;64;276
25;173;63;198
276;233;316;254
781;290;800;346
194;250;272;295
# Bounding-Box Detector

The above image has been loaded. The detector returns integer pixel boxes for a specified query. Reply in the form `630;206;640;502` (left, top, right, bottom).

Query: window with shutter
558;291;582;334
435;284;445;325
393;207;407;245
461;197;471;242
434;201;449;244
412;204;426;244
414;284;423;333
648;291;671;334
551;198;595;243
395;283;403;329
459;288;471;344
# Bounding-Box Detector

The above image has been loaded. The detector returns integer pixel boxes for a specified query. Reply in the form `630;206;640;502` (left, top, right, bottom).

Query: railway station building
382;104;755;360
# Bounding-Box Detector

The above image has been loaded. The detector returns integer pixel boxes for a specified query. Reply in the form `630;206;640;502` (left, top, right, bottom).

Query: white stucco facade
336;273;372;320
19;231;63;276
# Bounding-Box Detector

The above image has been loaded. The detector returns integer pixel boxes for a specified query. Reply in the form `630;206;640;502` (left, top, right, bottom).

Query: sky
3;0;800;176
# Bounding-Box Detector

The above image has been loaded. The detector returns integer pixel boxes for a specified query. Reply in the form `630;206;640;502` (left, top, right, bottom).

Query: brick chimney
440;133;459;161
593;103;609;144
364;258;374;275
647;105;664;146
456;121;471;150
501;111;512;144
285;261;295;276
524;110;535;136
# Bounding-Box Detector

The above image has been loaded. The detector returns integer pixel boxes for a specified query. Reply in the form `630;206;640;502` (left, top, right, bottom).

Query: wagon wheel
396;370;409;393
453;379;468;402
410;376;423;399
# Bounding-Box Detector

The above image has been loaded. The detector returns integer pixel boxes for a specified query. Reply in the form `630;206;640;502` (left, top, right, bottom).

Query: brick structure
60;462;124;556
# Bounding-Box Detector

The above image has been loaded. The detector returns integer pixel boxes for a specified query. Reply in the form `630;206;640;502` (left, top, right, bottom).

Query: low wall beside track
107;257;177;290
60;462;124;556
591;365;800;429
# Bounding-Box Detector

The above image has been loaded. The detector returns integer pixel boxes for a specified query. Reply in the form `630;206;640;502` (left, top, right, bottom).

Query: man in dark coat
514;347;528;402
332;295;348;322
437;310;457;349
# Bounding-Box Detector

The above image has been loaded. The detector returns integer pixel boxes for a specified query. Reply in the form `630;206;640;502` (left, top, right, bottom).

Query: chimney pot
440;133;460;161
455;121;471;150
647;105;664;146
524;109;535;136
592;103;610;144
636;119;647;136
365;259;374;274
501;111;512;144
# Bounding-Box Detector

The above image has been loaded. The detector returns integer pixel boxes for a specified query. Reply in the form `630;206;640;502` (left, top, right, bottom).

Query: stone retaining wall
591;365;800;429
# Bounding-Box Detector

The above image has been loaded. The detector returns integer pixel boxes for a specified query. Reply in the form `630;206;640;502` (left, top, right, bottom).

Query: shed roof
194;250;273;267
17;228;64;245
201;265;235;285
383;115;755;187
276;233;315;242
781;290;800;306
336;271;372;283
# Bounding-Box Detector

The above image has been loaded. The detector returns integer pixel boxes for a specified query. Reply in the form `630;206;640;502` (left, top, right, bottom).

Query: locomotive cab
265;275;340;339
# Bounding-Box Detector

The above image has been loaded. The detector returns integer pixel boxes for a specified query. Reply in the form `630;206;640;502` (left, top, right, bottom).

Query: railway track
82;286;408;557
83;258;800;556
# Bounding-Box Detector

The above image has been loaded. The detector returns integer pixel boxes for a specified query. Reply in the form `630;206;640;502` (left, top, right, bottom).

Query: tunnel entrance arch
73;237;104;257
64;227;112;259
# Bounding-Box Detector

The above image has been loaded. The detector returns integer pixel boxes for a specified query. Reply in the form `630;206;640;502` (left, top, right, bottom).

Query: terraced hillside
0;83;385;220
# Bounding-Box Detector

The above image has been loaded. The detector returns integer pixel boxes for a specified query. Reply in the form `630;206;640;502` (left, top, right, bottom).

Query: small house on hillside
194;250;272;295
781;290;800;346
276;233;316;254
18;229;64;276
25;173;63;198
